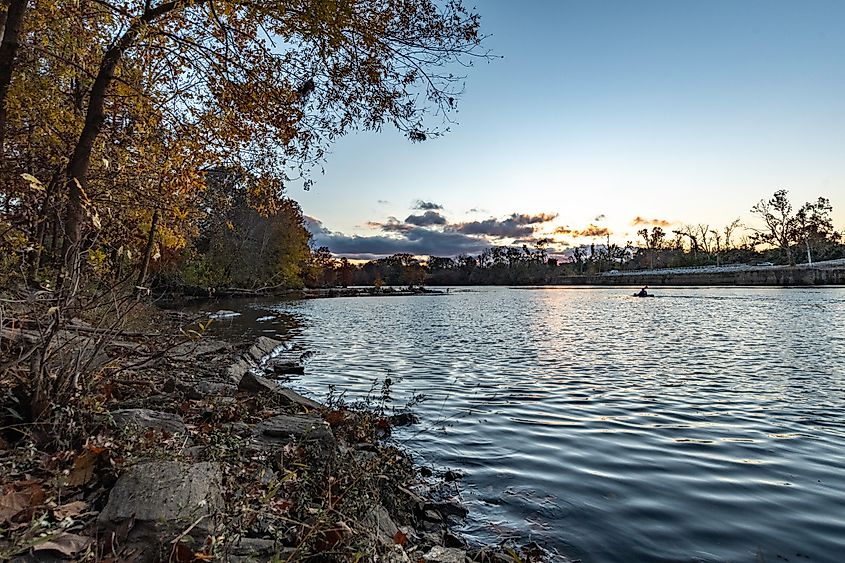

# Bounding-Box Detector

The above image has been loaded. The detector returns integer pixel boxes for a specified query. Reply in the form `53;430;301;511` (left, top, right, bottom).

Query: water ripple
203;286;845;563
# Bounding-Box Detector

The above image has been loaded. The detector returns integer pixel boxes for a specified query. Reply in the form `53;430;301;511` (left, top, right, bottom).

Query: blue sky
296;0;845;258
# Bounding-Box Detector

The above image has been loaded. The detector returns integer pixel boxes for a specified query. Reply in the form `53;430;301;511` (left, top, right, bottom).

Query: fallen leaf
0;483;45;523
67;450;98;487
171;542;194;563
393;530;407;546
53;500;88;519
32;533;92;557
324;410;345;427
0;492;30;523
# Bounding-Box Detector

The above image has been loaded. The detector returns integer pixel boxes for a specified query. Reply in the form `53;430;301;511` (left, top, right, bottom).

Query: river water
201;287;845;563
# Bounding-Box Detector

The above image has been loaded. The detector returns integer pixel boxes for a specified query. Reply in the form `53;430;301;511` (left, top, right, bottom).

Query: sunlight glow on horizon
292;0;845;257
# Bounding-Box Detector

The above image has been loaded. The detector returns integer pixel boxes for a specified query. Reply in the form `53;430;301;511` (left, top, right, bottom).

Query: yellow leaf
21;173;44;190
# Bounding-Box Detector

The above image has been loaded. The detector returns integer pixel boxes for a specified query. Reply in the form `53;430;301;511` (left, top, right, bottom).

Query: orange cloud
553;224;611;237
631;216;673;227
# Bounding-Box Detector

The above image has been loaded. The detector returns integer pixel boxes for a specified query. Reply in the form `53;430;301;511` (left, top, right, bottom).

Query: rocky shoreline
1;321;551;562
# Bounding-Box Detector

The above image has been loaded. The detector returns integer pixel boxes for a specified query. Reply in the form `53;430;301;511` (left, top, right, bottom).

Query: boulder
99;461;222;526
238;373;322;410
423;546;467;563
98;461;223;561
111;409;188;436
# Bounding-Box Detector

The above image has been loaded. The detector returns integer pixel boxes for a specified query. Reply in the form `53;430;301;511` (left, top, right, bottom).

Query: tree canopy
0;0;485;289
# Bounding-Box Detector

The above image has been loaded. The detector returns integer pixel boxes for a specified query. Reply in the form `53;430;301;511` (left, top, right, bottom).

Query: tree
0;0;28;159
723;219;741;251
795;197;834;264
30;0;484;282
750;189;797;265
638;226;665;268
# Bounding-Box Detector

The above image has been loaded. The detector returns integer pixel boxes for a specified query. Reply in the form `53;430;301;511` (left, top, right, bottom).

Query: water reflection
194;287;845;563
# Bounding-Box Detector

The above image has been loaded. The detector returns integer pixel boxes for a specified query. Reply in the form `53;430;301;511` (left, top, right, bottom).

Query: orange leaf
67;451;98;487
393;530;407;546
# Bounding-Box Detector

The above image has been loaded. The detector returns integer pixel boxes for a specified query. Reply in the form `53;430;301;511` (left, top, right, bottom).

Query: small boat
633;292;655;298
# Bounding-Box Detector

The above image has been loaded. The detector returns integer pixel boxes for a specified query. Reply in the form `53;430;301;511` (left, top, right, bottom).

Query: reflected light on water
196;286;845;563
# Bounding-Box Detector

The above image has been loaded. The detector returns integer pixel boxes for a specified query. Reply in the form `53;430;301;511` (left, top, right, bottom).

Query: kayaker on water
637;285;649;297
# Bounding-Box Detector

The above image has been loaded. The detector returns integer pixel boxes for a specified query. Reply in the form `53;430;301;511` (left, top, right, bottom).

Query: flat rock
266;360;305;375
111;409;188;436
179;380;237;400
238;373;322;410
423;546;467;563
252;414;333;449
99;461;222;531
247;336;282;362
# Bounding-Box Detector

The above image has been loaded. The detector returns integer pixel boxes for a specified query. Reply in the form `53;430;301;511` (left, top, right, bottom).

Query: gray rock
222;422;252;437
252;414;333;449
99;461;223;533
238;371;278;394
363;504;399;546
266;359;305;375
226;537;295;562
423;509;444;523
426;501;468;519
247;336;282;362
423;546;467;563
111;409;188;436
179;380;237;400
226;358;253;383
238;373;323;410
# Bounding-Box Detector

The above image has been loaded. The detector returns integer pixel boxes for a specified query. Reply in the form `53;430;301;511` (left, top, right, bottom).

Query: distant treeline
309;190;845;287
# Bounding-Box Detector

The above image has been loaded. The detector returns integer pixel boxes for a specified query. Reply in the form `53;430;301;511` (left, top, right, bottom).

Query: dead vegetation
1;284;551;562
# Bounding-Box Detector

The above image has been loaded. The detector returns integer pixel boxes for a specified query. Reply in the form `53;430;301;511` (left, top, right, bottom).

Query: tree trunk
137;208;159;287
61;1;186;278
28;168;61;279
0;0;27;160
805;239;812;265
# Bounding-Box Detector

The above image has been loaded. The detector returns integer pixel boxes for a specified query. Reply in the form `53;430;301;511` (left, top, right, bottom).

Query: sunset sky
295;0;845;259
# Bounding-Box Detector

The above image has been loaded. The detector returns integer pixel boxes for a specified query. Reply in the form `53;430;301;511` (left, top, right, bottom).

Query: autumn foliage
0;0;483;289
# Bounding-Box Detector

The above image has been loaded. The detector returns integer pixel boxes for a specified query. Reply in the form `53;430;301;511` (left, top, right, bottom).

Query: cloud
412;200;443;210
405;210;447;226
305;215;489;259
631;216;673;227
452;213;558;238
554;224;612;237
306;211;561;258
